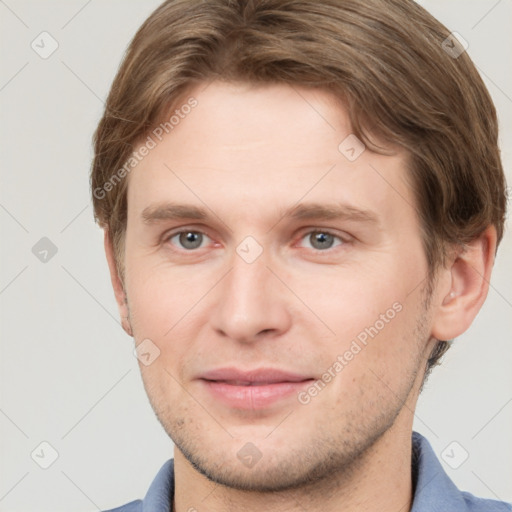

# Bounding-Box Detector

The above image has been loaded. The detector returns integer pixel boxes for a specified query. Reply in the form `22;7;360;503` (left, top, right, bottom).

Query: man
91;0;510;510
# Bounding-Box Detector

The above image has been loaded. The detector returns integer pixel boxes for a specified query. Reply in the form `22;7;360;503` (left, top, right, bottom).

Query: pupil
181;232;201;249
313;232;332;249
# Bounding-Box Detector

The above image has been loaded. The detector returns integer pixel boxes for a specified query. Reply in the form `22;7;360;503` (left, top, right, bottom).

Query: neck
173;420;414;512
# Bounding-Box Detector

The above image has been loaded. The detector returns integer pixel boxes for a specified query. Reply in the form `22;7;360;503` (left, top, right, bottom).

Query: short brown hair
91;0;507;370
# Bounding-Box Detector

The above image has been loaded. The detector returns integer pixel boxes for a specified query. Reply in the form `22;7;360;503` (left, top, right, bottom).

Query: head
91;0;506;492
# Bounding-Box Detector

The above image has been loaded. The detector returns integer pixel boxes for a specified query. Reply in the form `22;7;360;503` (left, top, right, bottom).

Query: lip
199;367;313;384
198;367;315;409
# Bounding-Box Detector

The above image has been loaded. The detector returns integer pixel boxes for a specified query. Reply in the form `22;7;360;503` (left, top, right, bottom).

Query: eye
166;230;212;250
297;230;345;251
164;228;347;253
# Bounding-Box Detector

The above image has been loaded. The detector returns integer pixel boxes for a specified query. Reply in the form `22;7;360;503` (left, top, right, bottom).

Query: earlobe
103;229;133;337
431;226;497;341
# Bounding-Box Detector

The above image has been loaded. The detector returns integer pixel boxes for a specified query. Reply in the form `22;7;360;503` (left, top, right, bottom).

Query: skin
104;81;496;512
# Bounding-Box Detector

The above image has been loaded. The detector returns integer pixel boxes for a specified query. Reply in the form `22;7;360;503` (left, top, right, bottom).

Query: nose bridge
229;254;268;305
210;241;291;342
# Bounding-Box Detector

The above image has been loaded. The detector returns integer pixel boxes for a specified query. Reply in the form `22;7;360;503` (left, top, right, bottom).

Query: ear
104;229;133;337
431;225;497;341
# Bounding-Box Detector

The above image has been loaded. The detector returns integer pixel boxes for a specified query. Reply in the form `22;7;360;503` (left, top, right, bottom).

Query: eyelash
163;228;349;254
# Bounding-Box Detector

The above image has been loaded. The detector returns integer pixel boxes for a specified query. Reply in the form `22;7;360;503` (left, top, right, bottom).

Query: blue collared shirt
103;432;511;511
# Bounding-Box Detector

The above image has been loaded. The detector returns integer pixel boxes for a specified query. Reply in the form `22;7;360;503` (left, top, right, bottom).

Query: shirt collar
142;459;174;512
411;432;511;511
410;431;469;511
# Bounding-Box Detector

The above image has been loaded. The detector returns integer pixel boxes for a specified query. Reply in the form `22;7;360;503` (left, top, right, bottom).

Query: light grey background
0;1;511;510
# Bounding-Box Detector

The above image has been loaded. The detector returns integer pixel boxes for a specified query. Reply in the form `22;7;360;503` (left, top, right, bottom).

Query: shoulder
461;491;512;512
101;500;142;512
100;459;174;512
411;432;511;512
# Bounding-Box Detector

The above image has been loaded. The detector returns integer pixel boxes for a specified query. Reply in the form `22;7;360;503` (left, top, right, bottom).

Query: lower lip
200;379;314;409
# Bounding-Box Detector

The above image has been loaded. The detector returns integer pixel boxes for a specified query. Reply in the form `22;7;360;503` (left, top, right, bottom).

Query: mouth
205;379;312;386
197;369;315;409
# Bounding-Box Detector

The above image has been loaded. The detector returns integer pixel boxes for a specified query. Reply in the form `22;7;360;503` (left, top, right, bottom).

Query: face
120;81;437;491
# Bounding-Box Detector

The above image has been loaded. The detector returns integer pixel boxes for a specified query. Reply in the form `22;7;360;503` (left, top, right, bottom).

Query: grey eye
304;231;342;251
171;231;207;250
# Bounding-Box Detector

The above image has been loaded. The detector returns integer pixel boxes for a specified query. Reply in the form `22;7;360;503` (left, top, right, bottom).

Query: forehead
126;81;415;228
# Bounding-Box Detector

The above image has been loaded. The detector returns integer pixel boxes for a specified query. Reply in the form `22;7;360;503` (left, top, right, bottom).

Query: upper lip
199;367;314;385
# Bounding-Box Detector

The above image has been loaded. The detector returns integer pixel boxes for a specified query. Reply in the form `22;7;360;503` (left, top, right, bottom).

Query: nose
209;247;292;344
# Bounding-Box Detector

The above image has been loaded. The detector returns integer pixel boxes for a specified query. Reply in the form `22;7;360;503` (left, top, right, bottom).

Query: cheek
306;264;406;341
126;261;198;333
309;263;427;386
125;264;214;386
307;309;425;431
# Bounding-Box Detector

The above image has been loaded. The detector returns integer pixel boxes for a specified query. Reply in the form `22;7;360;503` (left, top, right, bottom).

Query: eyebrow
141;202;380;226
